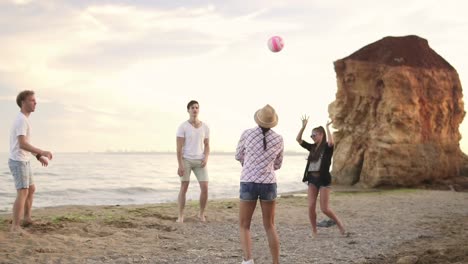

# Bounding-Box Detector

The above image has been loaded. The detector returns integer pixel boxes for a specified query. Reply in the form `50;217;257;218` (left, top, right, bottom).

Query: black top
300;141;334;185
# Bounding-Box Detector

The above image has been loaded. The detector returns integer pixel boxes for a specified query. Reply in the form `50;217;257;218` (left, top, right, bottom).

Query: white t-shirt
176;121;210;160
9;112;31;162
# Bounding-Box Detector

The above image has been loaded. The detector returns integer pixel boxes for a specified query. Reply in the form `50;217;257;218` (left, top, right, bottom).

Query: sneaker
317;219;336;227
317;219;328;227
242;259;254;264
327;219;336;227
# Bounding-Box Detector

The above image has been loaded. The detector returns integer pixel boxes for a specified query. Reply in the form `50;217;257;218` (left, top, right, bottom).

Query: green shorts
181;159;208;182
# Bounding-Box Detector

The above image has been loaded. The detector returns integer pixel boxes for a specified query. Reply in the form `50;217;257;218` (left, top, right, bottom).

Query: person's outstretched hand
301;115;309;128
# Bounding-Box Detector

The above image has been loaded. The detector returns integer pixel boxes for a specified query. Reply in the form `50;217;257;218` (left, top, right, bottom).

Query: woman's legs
307;184;319;236
260;200;279;264
239;200;257;262
319;187;345;235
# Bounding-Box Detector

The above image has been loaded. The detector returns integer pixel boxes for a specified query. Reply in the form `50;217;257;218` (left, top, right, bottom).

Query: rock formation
329;35;467;188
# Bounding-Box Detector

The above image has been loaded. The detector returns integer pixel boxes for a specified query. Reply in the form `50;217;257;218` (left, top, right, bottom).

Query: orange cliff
329;35;468;188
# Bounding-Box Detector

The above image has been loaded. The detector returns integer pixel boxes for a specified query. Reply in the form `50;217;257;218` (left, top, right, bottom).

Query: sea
0;153;308;213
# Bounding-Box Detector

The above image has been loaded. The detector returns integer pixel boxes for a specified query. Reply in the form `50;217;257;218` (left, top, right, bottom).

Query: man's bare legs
177;181;208;223
198;181;208;222
11;188;29;232
23;184;35;226
177;181;190;223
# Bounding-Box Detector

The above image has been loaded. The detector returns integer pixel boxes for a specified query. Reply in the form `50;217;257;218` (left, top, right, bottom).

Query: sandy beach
0;188;467;264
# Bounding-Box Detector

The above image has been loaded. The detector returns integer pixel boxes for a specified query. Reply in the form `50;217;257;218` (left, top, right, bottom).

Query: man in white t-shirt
176;100;210;223
8;90;53;233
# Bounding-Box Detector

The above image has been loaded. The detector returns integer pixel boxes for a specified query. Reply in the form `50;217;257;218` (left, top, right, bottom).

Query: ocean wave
36;172;60;176
65;188;89;194
35;188;90;196
99;187;162;194
32;187;170;197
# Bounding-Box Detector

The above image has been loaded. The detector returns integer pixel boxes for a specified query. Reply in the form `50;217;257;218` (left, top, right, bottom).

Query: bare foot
340;230;351;237
198;213;206;222
339;227;346;236
21;220;34;227
312;229;317;238
10;226;29;236
175;217;184;223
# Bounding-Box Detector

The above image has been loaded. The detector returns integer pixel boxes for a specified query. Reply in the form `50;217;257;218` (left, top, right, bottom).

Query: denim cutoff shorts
239;182;277;201
8;159;33;189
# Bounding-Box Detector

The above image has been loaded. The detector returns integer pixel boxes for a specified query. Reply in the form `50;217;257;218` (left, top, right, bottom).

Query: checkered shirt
235;127;284;183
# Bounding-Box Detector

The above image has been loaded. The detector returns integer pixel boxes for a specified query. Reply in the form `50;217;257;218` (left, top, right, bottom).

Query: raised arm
326;119;334;147
296;115;309;145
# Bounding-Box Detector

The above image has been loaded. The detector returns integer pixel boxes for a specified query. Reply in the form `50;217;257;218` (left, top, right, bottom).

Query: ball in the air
267;36;284;52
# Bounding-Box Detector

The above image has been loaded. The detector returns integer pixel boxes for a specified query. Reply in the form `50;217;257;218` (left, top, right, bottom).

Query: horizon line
0;151;306;155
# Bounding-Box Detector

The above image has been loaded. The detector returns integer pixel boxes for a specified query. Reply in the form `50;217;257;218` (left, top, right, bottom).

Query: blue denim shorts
8;159;33;189
239;182;277;201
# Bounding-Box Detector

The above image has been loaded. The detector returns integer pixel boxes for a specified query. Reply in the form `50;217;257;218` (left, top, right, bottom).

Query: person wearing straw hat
235;104;284;264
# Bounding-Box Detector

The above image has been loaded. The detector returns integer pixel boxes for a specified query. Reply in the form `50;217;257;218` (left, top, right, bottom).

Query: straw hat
254;104;278;128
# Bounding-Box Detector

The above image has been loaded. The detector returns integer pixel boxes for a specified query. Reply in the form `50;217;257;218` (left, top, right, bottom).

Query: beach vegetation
50;213;97;224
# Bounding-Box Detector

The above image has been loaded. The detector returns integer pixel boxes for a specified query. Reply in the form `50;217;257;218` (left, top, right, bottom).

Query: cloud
0;0;467;152
0;0;304;98
46;3;300;71
8;0;33;5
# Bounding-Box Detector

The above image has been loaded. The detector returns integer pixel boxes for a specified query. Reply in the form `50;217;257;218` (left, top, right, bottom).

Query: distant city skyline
1;0;467;153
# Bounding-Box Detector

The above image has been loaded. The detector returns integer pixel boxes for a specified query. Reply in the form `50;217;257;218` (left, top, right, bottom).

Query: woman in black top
296;116;345;237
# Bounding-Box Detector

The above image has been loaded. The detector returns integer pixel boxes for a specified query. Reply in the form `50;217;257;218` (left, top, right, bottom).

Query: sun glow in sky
1;0;468;153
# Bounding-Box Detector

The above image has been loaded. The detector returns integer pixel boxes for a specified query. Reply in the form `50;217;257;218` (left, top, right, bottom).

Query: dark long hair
307;126;327;162
260;126;270;150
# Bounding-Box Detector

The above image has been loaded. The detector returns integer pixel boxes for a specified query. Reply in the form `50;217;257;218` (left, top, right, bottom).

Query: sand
0;188;467;264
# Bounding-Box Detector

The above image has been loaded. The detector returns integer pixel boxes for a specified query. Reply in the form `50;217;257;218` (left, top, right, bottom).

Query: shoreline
1;188;467;263
0;184;458;215
0;188;313;215
0;185;407;216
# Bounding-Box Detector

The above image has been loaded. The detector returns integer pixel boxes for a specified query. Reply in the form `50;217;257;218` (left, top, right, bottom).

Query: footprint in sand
145;223;177;232
35;247;58;253
24;221;65;234
105;219;137;229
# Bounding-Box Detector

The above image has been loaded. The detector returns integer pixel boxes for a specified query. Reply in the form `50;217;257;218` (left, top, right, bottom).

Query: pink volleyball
267;36;284;52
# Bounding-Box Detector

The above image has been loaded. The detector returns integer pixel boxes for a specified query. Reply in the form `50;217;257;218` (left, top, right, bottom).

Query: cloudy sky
1;0;467;153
